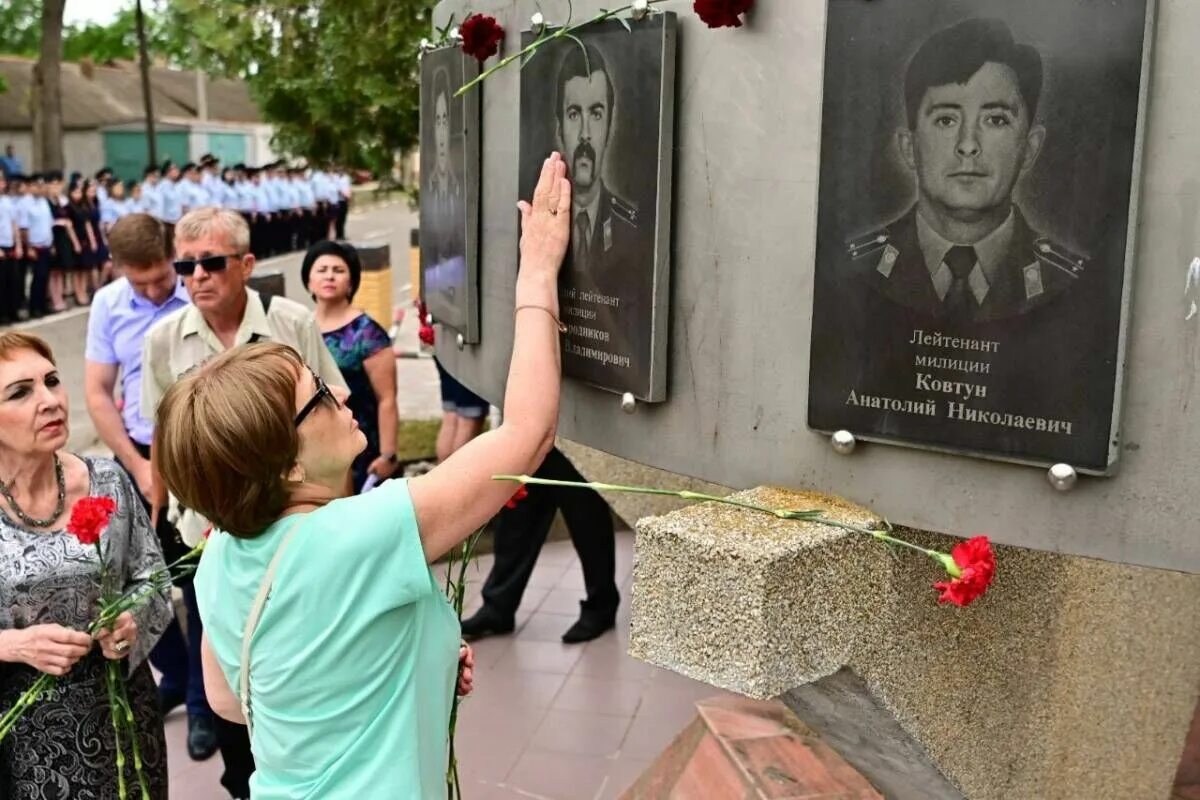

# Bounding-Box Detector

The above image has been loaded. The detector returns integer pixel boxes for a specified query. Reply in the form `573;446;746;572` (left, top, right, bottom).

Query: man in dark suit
846;17;1085;323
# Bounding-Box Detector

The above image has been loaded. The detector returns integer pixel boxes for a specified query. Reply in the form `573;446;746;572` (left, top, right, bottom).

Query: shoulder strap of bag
239;521;300;738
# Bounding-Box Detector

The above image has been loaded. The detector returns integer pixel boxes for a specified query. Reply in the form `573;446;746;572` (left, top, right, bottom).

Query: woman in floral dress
302;241;399;491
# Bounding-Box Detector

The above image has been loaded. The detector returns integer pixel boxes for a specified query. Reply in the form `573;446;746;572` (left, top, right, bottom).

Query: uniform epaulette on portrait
610;194;639;228
846;228;890;260
847;228;901;278
1031;237;1086;280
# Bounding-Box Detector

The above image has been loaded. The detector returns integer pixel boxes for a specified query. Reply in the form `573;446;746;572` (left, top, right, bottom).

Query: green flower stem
444;528;483;799
454;0;671;96
113;666;151;798
0;674;54;741
105;663;128;800
492;475;963;577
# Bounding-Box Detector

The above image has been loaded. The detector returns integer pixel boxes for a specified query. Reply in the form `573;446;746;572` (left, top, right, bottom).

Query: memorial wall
428;0;1200;573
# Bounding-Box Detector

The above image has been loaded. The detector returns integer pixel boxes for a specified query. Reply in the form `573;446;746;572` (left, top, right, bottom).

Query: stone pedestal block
630;486;1200;800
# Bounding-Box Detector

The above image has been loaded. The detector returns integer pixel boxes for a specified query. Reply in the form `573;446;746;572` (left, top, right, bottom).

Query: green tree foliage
0;0;430;171
0;0;43;58
165;0;431;172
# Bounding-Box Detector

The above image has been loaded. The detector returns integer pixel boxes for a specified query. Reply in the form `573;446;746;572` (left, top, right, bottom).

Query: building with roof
0;56;278;180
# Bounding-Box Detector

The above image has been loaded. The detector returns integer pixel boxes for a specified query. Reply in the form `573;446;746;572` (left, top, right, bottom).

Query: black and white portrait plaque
420;46;481;343
519;14;677;401
808;1;1154;474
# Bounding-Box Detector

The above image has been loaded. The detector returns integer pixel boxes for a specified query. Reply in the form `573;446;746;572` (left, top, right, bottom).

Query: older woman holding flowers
155;152;572;797
0;331;171;797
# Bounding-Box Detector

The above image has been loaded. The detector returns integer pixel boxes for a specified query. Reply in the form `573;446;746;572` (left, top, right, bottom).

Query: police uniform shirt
159;180;183;223
336;173;351;198
0;195;17;248
310;171;328;203
183;180;209;212
235;180;255;213
21;194;55;248
140;182;164;220
296;178;315;210
99;195;121;228
250;181;270;214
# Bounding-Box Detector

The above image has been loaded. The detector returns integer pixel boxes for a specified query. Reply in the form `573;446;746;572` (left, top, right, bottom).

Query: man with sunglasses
140;206;344;800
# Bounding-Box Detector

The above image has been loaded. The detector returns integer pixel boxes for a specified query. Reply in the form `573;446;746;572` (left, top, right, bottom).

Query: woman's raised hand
516;152;572;281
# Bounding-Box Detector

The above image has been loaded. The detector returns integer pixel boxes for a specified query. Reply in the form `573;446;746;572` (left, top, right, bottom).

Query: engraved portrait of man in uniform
809;1;1152;473
556;42;640;284
420;47;480;340
519;15;676;401
847;18;1086;322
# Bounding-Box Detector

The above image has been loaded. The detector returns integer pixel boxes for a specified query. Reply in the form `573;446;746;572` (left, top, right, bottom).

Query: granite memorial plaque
808;1;1154;474
518;13;677;401
420;45;481;343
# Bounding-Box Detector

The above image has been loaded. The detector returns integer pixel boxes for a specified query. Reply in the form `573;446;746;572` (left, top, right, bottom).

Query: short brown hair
0;331;56;365
154;342;302;538
108;213;167;268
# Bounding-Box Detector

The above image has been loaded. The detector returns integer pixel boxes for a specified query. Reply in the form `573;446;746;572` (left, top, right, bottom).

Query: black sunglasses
173;253;242;276
294;370;340;428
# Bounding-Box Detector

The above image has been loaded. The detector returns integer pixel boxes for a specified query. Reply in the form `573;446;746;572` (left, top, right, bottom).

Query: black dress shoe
158;687;185;717
562;611;616;644
460;606;515;640
187;714;218;761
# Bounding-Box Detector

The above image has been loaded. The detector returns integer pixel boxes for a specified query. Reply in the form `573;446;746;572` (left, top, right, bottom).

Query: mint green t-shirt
194;479;460;798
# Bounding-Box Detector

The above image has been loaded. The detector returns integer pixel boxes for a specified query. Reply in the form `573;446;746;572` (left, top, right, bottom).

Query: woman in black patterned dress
0;331;171;799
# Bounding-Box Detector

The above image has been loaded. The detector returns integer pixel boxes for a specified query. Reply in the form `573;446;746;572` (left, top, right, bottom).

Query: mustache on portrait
572;141;597;167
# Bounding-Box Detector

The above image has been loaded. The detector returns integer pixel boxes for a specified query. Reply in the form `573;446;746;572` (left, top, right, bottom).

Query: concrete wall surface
629;485;1200;800
431;0;1200;573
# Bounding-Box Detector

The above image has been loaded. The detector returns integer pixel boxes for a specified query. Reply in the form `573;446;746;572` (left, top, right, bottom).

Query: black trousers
27;247;51;315
335;200;348;240
251;214;271;259
0;248;24;322
481;447;619;617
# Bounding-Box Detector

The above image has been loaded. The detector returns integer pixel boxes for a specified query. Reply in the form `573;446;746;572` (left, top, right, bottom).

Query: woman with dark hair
66;179;98;306
47;172;79;313
85;179;113;287
301;240;398;492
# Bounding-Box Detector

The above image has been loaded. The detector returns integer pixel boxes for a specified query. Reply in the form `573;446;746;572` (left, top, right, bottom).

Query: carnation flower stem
492;475;961;573
444;527;484;800
106;663;128;799
455;0;671;96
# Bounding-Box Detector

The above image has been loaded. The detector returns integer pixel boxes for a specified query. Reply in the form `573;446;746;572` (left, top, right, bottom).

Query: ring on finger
113;640;130;653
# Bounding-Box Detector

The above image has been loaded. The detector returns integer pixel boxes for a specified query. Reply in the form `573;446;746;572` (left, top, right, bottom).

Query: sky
63;0;130;27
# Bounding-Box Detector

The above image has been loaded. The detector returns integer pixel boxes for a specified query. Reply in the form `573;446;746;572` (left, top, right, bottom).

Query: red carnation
932;536;995;607
504;485;528;509
460;14;504;62
694;0;754;29
67;496;117;546
418;321;435;347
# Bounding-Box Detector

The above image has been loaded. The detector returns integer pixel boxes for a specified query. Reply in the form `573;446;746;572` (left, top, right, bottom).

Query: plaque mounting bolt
456;333;465;351
621;393;637;414
831;430;857;455
1047;463;1077;492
